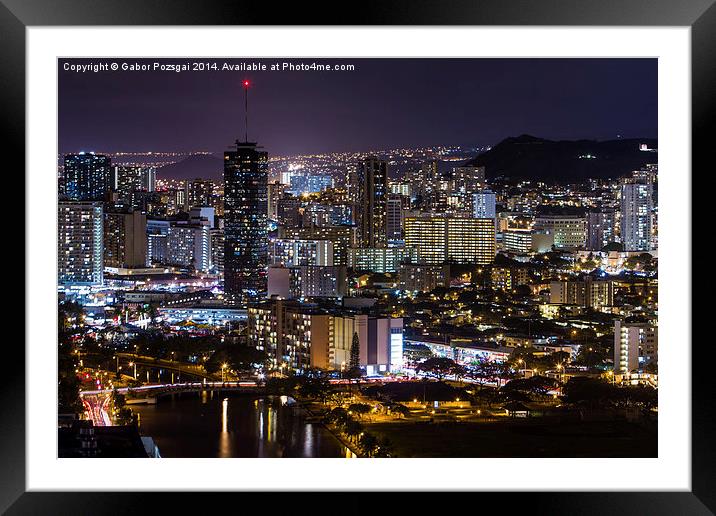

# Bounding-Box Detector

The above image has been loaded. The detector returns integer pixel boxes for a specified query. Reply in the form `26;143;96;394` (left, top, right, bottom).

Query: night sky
58;58;657;157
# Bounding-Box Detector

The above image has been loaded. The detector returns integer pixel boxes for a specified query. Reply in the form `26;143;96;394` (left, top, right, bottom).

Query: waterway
131;391;353;458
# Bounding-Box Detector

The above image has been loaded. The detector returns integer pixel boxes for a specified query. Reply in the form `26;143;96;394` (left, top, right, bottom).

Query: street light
129;361;136;380
556;363;564;384
221;363;228;383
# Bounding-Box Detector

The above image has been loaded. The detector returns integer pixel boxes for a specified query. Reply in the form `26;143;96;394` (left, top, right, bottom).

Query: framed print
4;0;713;513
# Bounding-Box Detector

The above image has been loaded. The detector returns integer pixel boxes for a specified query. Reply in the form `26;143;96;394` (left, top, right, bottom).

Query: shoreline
291;398;363;458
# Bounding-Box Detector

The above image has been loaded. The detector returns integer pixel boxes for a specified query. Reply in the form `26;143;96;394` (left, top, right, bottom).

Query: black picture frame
3;0;710;513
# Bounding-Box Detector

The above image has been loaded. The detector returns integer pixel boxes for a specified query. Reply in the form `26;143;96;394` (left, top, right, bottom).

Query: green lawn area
366;418;657;458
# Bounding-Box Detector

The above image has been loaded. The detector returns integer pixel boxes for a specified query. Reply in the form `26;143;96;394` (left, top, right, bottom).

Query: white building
614;320;658;374
472;189;496;219
620;179;653;251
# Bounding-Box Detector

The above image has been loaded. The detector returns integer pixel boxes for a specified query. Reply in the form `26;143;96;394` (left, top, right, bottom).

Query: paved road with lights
82;393;112;426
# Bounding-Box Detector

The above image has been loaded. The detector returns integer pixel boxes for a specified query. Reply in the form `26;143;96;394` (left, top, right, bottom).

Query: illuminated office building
534;213;587;249
404;216;496;265
472;189;496;219
58;201;104;286
353;157;388;248
280;225;357;266
620;179;653;251
63;153;111;201
224;141;269;300
586;208;617;251
269;239;334;267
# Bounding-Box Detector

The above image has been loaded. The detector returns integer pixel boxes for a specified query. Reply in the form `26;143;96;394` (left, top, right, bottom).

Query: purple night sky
58;58;657;156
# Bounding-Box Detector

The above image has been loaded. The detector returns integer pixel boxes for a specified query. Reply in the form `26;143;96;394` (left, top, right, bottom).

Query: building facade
613;320;658;374
620;179;653;251
63;153;111;201
404;216;496;265
224;141;269;300
534;214;587;249
354;157;388;248
103;207;147;269
58;201;104;286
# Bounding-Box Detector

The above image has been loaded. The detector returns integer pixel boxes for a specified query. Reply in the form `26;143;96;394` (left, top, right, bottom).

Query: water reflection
219;398;231;457
133;393;350;458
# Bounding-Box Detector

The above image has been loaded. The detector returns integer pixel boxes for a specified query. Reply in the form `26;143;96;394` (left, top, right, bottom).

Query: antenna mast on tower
243;80;250;142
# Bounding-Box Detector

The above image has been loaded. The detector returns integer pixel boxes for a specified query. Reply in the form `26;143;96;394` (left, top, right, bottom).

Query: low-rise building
398;263;450;292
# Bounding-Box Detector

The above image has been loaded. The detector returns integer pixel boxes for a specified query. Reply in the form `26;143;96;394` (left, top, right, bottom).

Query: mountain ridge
462;135;657;182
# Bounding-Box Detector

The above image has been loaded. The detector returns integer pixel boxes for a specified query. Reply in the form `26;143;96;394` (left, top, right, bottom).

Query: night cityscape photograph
57;57;658;459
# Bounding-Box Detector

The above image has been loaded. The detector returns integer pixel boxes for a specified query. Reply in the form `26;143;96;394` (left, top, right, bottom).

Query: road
82;393;112;426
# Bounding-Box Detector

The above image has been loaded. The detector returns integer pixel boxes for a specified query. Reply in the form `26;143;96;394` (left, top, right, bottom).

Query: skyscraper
586;208;617;250
63;153;111;201
224;141;269;300
386;194;406;244
354;157;388;248
620;178;653;251
58;201;104;286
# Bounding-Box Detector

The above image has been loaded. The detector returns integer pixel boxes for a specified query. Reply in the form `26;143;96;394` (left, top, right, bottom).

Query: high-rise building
620;179;653;251
404;216;496;265
586;208;617;250
63;153;111;201
210;226;224;275
451;165;486;194
166;223;212;272
146;219;171;266
289;265;348;298
472;189;496;219
386;194;406;244
276;195;302;227
110;165;155;199
354;315;404;375
280;225;357;266
269;239;334;267
348;247;418;273
188;178;213;208
613;320;658;374
302;203;353;227
289;174;334;194
248;299;402;372
103;207;147;269
224;141;269;300
58;201;104;286
354;157;388;248
267;181;286;220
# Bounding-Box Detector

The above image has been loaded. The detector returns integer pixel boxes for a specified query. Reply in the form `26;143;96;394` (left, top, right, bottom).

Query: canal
131;391;353;458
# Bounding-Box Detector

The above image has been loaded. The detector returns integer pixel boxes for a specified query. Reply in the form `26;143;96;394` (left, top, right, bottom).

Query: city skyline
59;58;657;157
57;57;658;460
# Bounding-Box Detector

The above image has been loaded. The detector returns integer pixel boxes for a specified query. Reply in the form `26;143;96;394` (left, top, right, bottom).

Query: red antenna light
243;80;250;87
